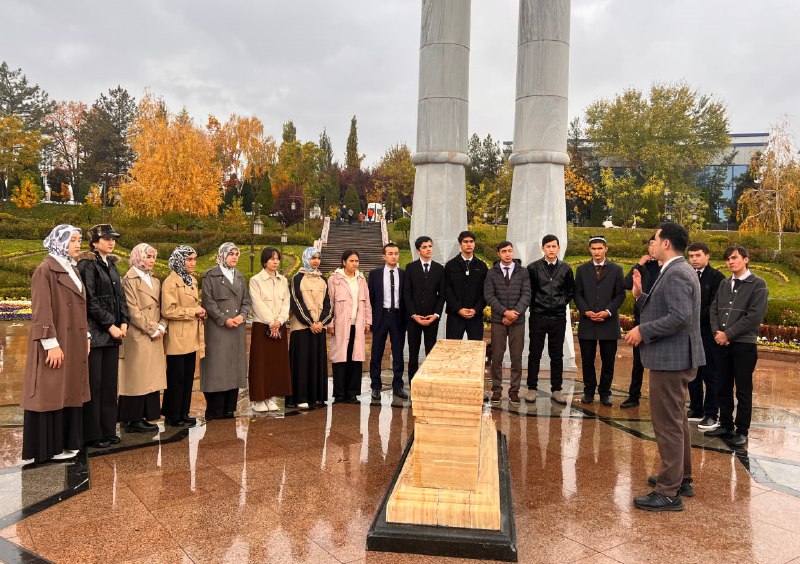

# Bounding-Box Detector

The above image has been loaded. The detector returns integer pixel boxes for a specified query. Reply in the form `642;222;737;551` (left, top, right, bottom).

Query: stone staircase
319;222;385;274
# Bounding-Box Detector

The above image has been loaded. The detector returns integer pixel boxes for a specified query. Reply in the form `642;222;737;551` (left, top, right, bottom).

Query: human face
265;252;281;273
460;237;475;258
94;237;116;256
418;241;433;261
343;254;359;275
308;254;321;270
687;250;710;270
184;253;197;274
225;248;240;268
67;232;82;259
498;245;514;265
647;239;657;258
542;240;560;261
383;246;399;268
142;250;157;272
589;242;607;263
725;250;748;277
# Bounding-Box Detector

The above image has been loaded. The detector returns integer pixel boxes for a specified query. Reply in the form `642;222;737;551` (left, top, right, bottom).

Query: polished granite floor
2;321;800;563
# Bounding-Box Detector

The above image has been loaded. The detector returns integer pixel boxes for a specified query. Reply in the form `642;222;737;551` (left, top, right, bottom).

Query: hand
225;318;237;328
327;326;335;336
632;269;643;299
270;327;281;339
269;320;282;332
502;317;512;326
503;310;519;323
365;324;371;334
638;254;650;266
120;323;128;337
151;332;163;341
311;322;323;334
195;306;207;320
584;310;597;319
459;308;474;319
625;326;642;347
46;346;64;369
413;315;429;326
714;331;729;346
108;325;124;339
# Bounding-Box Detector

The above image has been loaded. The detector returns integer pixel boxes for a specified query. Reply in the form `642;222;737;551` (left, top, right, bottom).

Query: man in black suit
404;235;445;380
445;230;488;341
574;235;626;406
368;243;407;401
686;242;726;430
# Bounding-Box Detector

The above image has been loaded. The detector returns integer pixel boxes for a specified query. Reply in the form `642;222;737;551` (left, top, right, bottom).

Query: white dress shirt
383;266;399;309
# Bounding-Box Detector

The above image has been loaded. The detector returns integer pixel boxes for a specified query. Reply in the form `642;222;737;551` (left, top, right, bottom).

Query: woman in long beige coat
327;249;371;403
160;245;206;427
118;243;167;433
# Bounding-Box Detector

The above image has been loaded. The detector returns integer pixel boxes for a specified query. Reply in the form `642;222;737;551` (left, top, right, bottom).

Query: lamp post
250;203;263;273
280;230;288;271
663;188;670;221
39;162;49;202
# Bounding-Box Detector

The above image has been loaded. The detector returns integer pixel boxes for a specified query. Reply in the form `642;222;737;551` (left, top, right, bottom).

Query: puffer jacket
77;251;129;347
484;259;531;325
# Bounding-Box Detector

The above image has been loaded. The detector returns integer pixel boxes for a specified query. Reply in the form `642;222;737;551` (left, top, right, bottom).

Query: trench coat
21;256;91;412
118;268;168;396
200;266;252;392
327;270;372;363
161;271;205;358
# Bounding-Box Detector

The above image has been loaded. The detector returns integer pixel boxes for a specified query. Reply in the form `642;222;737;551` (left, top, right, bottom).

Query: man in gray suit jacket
626;222;705;512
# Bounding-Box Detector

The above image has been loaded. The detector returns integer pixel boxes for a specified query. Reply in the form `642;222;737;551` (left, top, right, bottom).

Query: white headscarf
43;224;81;260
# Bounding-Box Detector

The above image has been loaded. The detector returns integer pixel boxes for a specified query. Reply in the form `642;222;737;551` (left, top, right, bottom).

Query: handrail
320;216;331;247
380;218;389;246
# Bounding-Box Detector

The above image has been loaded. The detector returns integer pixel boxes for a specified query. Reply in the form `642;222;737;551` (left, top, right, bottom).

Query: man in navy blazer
368;243;407;401
626;222;705;512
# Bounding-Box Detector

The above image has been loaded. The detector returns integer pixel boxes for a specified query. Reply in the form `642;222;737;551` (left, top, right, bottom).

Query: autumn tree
44;100;87;190
467;160;512;225
345;115;363;171
119;94;222;217
738;117;800;253
10;176;41;209
371;143;415;220
0;115;43;199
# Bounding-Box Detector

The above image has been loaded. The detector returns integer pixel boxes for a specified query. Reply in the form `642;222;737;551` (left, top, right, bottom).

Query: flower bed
0;299;32;321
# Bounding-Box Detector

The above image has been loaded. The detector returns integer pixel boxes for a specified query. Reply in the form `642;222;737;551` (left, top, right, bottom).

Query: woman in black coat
77;224;129;448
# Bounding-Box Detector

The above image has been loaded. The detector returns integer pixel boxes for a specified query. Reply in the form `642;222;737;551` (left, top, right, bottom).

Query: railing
380;218;389;246
315;216;331;250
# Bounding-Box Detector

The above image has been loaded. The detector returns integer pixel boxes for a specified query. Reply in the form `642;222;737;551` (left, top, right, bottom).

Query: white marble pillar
410;0;471;265
507;0;576;371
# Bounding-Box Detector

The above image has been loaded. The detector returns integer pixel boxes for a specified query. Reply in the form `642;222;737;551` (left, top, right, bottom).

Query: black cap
88;224;120;241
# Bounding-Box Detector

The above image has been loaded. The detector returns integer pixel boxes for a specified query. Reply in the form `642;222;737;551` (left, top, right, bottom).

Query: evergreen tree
0;62;54;131
343;184;360;213
318;128;334;170
282;121;297;143
345;115;363;170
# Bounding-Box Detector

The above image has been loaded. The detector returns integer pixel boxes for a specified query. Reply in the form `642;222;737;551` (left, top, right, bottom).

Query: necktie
697;270;702;279
595;264;603;280
389;269;395;309
464;259;471;275
733;278;740;291
424;263;429;275
503;266;510;284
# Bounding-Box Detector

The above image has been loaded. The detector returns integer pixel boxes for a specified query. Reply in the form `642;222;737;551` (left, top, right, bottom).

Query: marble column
507;0;576;371
410;0;471;264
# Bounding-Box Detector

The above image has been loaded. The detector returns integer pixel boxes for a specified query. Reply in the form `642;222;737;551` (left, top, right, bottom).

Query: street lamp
280;230;288;269
249;203;262;273
39;162;49;202
663;188;670;220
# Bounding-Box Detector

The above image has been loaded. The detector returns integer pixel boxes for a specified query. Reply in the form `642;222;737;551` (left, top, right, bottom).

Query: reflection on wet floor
3;321;800;562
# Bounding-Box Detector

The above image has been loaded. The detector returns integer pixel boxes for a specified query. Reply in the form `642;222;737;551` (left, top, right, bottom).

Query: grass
0;239;48;257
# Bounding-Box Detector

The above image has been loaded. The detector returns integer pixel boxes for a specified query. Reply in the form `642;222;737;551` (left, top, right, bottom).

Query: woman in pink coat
327;249;372;403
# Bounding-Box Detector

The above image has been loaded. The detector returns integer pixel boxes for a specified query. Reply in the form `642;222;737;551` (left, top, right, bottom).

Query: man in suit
620;236;661;408
626;222;705;511
404;235;445;380
574;235;626;406
368;243;407;401
686;242;726;429
445;230;489;341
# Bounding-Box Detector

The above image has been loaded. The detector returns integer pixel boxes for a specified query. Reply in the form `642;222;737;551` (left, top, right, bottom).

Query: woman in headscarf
77;224;129;449
327;249;371;403
248;246;292;412
21;225;90;462
160;245;205;426
118;243;167;433
201;242;252;420
288;247;332;408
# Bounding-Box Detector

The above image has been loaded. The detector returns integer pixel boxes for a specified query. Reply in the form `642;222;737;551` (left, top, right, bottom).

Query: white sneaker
52;450;77;460
251;400;269;413
267;398;280;411
698;417;720;430
297;402;309;410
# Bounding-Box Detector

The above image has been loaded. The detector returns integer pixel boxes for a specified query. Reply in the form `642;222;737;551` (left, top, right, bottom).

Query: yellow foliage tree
10;177;41;209
120;94;222;217
207;114;277;197
85;184;102;207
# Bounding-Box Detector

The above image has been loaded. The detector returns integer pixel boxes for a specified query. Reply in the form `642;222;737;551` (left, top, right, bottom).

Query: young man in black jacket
526;234;574;405
445;230;488;340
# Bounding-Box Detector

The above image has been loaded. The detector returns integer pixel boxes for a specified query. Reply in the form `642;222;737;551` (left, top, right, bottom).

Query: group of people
21;221;769;514
337;206;377;227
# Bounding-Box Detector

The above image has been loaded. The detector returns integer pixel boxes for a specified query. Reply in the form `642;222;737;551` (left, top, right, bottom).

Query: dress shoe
164;418;187;426
620;397;640;409
726;433;748;448
600;395;613;406
141;420;159;430
491;392;502;404
89;439;111;449
580;394;593;404
127;420;156;433
509;392;520;406
686;409;704;422
106;435;121;445
333;397;347;404
648;476;695;497
346;396;360;404
223;412;235;419
633;491;684;512
182;415;197;425
697;416;719;430
393;389;409;400
705;426;734;438
551;391;567;405
371;390;382;402
52;450;78;461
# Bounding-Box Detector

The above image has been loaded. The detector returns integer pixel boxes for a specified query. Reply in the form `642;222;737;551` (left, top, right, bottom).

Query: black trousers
407;319;439;380
204;389;239;419
84;346;119;442
369;310;406;392
118;392;161;423
445;313;484;341
579;338;617;397
527;315;566;392
628;342;645;400
162;352;196;421
688;333;719;418
332;326;363;400
714;342;757;434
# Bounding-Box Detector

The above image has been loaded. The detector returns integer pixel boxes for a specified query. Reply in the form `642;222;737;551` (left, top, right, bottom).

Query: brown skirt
248;322;292;401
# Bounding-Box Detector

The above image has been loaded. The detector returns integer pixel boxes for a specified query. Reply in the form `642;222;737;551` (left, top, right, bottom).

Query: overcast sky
3;0;798;166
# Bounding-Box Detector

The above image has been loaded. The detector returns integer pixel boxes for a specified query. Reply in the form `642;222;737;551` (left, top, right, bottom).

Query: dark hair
657;222;689;253
383;242;399;253
723;245;749;261
496;240;513;252
414;235;432;250
541;234;559;247
341;248;360;265
687;242;710;255
261;246;281;267
458;230;476;243
648;235;656;243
